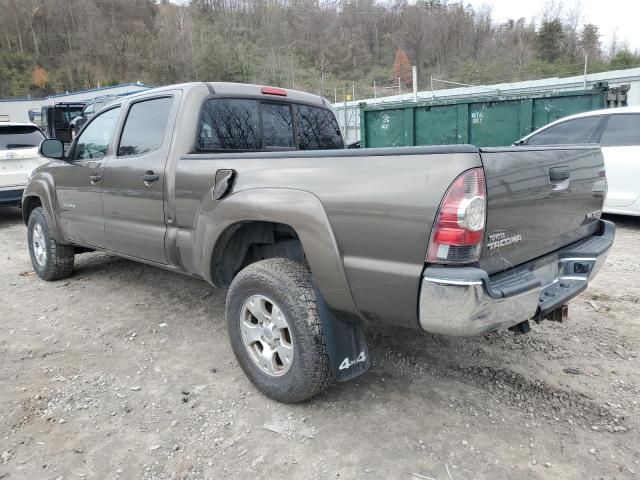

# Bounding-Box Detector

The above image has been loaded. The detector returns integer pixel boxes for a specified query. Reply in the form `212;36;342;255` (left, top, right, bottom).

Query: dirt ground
0;206;639;480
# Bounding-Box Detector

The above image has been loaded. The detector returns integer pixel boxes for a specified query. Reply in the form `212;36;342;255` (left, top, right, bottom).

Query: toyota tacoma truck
23;82;614;402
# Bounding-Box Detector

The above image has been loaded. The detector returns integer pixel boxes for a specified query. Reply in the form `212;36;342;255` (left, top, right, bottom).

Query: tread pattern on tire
28;207;75;281
226;258;332;403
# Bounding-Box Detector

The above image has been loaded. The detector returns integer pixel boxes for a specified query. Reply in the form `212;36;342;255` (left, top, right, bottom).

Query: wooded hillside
1;0;639;100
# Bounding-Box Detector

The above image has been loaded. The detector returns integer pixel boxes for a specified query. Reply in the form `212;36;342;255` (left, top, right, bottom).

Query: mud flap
315;287;370;382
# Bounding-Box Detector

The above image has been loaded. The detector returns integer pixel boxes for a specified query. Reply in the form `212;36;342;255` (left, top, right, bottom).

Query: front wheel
225;258;332;403
27;207;75;281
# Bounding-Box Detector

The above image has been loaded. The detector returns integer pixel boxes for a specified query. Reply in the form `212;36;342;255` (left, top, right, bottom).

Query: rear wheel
27;207;74;281
225;258;332;403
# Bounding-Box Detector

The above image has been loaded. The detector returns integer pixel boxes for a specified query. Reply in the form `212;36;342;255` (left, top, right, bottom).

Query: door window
600;114;640;147
261;103;294;148
526;116;601;145
296;105;343;150
71;107;121;161
117;97;173;157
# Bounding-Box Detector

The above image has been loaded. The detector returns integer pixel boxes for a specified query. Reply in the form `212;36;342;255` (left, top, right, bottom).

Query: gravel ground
1;206;639;480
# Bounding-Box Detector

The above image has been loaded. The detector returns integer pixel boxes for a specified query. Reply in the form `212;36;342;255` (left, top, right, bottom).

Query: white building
333;67;640;144
0;83;153;123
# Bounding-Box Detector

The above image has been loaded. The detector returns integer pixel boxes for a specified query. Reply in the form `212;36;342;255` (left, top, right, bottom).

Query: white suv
0;122;48;207
516;106;640;217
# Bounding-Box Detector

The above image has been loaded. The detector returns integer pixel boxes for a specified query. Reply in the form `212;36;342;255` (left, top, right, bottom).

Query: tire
225;258;332;403
27;207;75;281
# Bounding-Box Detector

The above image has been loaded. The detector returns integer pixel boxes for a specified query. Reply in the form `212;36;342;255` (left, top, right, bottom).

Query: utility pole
412;66;417;102
583;54;588;90
398;77;401;99
343;84;347;140
373;80;377;104
430;74;434;100
334;86;337;104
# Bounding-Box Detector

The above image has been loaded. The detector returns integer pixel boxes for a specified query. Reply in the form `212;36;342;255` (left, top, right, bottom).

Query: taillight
427;168;486;264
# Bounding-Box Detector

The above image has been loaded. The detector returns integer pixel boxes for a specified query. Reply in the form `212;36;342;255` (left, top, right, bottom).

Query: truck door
101;95;177;264
54;106;121;248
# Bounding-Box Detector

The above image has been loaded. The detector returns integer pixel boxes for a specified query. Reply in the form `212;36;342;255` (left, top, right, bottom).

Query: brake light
427;168;486;264
261;86;287;96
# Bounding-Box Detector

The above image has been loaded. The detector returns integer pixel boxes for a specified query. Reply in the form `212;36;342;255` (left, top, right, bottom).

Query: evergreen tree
536;19;565;62
580;24;601;61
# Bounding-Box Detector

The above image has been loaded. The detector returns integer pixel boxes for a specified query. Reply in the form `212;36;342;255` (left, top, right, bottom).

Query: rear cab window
262;103;294;148
0;125;45;149
198;99;260;150
599;114;640;146
197;98;343;152
526;116;601;145
296;104;343;150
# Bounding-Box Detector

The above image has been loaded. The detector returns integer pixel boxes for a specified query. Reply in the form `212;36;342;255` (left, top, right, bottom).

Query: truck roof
122;82;330;108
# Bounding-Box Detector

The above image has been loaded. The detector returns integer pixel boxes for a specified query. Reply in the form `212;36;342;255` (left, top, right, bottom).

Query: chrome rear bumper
419;220;615;336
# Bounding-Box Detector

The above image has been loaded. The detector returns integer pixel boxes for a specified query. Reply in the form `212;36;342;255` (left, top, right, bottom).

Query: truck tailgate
479;145;606;275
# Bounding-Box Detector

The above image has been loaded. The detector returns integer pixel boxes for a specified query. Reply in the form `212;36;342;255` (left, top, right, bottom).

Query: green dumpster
359;84;626;148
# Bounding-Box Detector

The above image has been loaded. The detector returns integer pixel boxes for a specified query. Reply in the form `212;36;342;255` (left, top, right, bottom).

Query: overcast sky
469;0;640;51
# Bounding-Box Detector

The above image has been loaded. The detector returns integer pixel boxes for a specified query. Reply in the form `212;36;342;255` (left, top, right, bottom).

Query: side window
261;103;294;148
600;114;640;147
296;105;343;150
527;116;601;145
117;97;173;157
198;99;260;150
71;107;120;161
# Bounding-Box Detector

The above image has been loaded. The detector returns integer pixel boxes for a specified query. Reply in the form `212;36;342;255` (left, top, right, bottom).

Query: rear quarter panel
173;147;482;328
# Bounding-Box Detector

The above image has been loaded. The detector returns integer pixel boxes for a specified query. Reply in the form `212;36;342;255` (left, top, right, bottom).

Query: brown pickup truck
23;82;614;402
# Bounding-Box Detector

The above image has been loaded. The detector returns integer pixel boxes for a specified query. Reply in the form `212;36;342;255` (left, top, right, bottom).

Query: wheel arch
210;220;305;288
22;195;42;225
22;178;65;243
196;188;360;319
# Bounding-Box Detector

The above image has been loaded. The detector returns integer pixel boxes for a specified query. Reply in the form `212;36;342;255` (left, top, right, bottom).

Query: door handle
89;174;102;184
142;170;160;184
213;169;236;200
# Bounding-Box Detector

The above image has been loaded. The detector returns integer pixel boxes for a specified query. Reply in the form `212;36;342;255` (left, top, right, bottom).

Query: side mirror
39;139;65;160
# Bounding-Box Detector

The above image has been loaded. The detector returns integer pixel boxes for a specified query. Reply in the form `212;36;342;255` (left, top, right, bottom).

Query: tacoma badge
487;232;522;251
